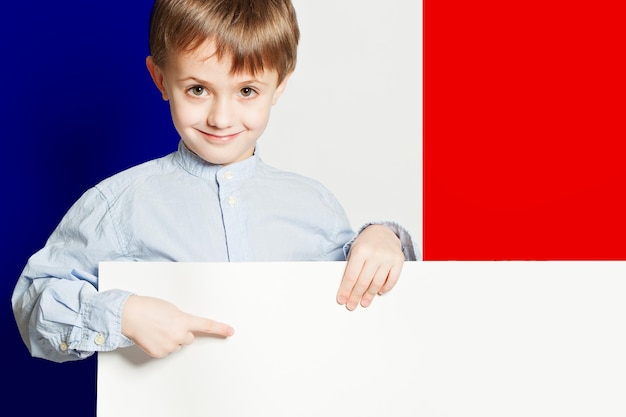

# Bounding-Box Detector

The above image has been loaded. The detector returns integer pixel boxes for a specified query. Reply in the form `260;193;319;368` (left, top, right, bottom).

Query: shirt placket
217;168;249;261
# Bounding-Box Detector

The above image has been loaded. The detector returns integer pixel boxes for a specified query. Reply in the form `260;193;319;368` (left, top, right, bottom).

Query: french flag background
1;1;625;415
424;1;626;260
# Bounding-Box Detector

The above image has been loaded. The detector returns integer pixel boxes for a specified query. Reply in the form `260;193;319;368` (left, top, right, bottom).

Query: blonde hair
149;0;300;83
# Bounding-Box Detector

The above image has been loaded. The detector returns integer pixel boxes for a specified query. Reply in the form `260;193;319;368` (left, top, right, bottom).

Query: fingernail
347;301;357;310
338;295;347;304
361;299;371;308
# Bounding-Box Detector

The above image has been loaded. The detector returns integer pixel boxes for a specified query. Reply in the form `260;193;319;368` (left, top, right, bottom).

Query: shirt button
60;342;68;351
223;171;234;180
94;333;106;346
227;196;238;207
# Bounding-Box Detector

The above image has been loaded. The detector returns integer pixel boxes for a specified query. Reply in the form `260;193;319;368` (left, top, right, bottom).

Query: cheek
243;101;273;129
170;100;204;128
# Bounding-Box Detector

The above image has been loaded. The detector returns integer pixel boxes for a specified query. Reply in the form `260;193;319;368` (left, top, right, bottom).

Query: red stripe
424;1;626;260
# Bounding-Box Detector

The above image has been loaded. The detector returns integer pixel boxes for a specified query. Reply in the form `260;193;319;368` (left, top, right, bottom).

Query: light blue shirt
12;141;418;362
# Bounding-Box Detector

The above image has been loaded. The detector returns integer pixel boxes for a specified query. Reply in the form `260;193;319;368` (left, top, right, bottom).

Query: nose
207;96;234;129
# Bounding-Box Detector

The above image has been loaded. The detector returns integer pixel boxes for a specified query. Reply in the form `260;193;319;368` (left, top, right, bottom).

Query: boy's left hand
337;224;405;310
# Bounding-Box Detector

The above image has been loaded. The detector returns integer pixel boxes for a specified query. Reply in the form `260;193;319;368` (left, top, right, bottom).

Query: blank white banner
97;261;626;417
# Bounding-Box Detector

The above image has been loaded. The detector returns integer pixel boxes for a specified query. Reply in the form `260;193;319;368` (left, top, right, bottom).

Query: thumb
187;314;235;337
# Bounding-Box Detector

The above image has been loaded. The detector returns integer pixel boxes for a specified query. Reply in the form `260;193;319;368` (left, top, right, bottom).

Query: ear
146;56;169;101
271;72;292;105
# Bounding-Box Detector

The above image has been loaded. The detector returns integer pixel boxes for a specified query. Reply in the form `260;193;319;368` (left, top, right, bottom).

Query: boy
12;0;418;363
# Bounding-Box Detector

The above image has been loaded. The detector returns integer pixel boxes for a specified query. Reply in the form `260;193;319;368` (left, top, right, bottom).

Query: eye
189;86;207;97
239;87;257;98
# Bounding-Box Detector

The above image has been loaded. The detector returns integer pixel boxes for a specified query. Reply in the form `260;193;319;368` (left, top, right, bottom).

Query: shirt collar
174;140;259;180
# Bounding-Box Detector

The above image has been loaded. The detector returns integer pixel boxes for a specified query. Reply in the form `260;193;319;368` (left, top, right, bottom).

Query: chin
198;151;243;166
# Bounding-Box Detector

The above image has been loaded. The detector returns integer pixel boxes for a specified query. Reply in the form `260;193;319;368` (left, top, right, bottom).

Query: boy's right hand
121;295;234;358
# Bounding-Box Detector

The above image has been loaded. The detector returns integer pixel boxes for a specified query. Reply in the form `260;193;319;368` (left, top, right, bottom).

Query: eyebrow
178;76;268;86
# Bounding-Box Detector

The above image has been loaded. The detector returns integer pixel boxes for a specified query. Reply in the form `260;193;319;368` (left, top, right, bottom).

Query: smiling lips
198;129;242;144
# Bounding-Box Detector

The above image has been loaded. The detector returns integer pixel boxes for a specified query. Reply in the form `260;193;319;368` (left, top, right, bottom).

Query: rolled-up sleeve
12;187;134;363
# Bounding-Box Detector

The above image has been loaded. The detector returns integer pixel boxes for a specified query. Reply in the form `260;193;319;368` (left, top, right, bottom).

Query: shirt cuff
75;288;135;352
343;221;421;261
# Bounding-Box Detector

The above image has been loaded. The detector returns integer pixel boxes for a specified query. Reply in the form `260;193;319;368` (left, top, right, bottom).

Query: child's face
147;40;289;165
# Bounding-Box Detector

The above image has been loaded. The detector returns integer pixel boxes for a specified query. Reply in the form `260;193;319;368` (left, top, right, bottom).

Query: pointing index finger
188;314;235;337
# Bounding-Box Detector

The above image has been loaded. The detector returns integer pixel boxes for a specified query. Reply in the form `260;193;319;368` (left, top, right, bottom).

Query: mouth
197;129;242;144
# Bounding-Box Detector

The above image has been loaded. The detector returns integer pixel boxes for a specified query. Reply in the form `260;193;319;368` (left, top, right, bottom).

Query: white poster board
97;261;626;416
